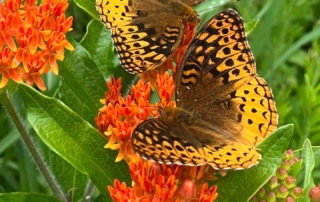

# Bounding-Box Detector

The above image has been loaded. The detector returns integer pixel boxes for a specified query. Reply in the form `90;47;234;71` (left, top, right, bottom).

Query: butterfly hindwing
132;111;209;166
229;76;278;145
132;106;261;169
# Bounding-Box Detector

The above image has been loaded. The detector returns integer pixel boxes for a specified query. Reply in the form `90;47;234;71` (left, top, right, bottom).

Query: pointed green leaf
94;194;109;202
73;18;136;96
214;124;294;202
80;19;118;79
58;43;107;126
74;0;98;19
79;19;136;94
19;84;130;197
301;139;315;188
289;158;303;178
313;146;320;164
297;139;315;202
245;19;260;35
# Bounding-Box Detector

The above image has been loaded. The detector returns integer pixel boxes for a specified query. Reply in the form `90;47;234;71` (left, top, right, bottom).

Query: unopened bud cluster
250;150;303;202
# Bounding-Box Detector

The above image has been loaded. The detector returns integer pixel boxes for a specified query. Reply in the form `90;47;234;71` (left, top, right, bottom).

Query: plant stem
0;90;67;202
82;181;95;202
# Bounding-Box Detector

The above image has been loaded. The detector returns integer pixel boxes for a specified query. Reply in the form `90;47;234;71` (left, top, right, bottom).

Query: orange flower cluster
0;0;74;90
109;160;218;201
95;74;218;201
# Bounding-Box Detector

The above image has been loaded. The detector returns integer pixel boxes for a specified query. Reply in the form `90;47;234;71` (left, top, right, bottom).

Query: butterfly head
158;106;173;118
186;13;200;24
172;1;200;24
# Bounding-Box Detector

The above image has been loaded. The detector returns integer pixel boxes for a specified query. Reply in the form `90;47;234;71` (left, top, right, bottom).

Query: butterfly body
132;9;278;170
96;0;204;73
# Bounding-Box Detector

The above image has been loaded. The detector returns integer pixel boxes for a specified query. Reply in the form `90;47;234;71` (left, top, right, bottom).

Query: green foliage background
0;0;319;200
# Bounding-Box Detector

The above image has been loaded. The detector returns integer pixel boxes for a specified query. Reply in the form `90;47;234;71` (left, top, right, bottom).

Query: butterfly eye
176;111;190;121
186;14;198;24
158;107;167;117
137;10;147;17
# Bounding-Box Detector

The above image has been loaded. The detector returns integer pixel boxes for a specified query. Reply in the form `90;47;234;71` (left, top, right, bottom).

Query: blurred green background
0;0;319;196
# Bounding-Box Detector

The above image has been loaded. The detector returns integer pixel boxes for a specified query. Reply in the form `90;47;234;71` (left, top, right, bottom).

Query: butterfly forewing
96;0;204;74
176;9;255;108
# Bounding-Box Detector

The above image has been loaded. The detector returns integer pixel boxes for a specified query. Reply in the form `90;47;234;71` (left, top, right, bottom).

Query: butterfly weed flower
0;0;73;90
95;73;219;201
95;77;156;162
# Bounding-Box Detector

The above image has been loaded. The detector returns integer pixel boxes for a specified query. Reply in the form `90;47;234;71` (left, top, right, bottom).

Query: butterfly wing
176;9;278;147
96;0;203;73
132;107;260;169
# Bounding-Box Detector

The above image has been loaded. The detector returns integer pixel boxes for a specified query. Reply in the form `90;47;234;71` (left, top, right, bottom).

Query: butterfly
131;9;278;170
96;0;205;74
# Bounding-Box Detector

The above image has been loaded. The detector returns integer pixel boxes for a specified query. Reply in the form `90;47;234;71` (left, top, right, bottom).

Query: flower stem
0;90;67;201
82;181;95;202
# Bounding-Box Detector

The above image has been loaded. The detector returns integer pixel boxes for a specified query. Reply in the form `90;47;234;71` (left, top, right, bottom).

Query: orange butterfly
131;9;278;170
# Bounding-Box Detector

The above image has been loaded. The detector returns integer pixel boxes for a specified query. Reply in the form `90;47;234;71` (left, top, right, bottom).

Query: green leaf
79;18;136;95
197;0;241;23
80;19;118;79
297;139;315;202
19;84;130;197
74;0;98;19
245;19;259;35
214;124;294;202
301;139;315;188
94;194;109;202
289;158;303;178
0;192;62;202
58;43;106;126
313;146;320;164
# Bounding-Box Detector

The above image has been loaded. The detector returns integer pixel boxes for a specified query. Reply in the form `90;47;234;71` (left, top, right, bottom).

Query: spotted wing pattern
132;9;278;170
96;0;204;74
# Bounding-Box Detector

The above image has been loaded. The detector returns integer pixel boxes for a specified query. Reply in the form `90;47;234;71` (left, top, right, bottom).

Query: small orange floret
198;183;218;202
0;47;24;87
108;179;133;201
